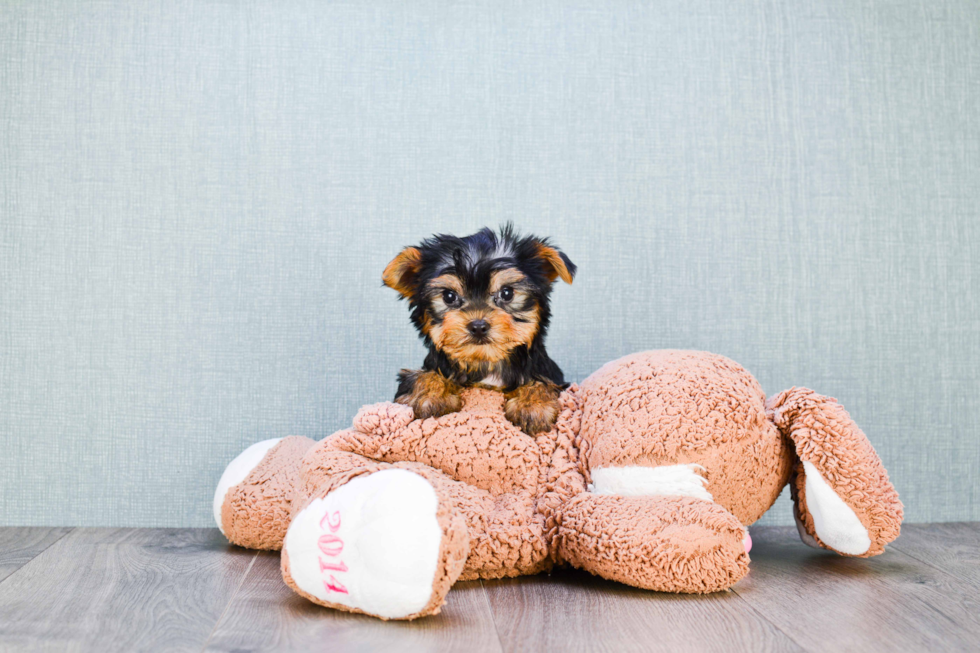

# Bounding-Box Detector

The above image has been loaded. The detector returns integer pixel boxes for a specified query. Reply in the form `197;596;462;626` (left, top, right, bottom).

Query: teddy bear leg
214;435;318;550
766;388;903;557
557;493;750;593
281;456;470;620
287;446;546;600
394;466;549;581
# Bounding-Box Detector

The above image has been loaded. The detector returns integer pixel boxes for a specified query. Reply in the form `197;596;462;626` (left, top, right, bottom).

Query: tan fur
216;350;902;620
504;381;561;435
419;313;433;338
491;304;539;347
488;269;538;332
425;268;540;366
428;307;537;365
535;243;574;284
428;274;465;296
382;247;422;298
394;370;462;419
488;268;527;293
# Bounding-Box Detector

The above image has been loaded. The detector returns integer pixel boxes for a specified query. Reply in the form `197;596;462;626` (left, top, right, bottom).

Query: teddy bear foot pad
798;461;872;555
282;469;449;620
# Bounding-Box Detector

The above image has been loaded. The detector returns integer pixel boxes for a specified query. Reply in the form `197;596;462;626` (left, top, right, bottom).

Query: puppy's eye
499;286;514;303
442;289;459;305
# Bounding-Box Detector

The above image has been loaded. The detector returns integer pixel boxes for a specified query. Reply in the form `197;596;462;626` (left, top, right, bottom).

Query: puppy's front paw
395;370;463;420
408;392;463;420
504;382;561;435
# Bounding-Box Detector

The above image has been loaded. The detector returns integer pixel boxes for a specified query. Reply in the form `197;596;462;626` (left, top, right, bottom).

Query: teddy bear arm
557;493;749;593
348;392;551;494
387;463;549;579
767;387;903;557
331;404;454;470
318;427;386;460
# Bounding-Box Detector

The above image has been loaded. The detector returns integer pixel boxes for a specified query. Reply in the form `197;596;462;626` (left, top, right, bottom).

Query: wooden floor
0;524;977;652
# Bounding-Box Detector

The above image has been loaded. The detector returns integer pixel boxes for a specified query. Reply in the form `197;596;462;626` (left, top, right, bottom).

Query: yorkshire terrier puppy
383;224;576;435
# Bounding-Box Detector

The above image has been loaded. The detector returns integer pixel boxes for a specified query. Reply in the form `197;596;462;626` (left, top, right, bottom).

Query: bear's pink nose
743;531;752;554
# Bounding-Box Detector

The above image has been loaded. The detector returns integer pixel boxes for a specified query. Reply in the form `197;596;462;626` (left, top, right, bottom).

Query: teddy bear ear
534;242;576;285
354;402;415;436
382;246;423;298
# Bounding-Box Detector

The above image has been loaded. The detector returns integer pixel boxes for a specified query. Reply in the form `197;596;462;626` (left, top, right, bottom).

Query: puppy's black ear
383;246;422;298
534;242;576;285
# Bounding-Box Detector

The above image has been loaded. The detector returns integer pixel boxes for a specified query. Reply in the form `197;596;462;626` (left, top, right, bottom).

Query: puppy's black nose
467;319;490;338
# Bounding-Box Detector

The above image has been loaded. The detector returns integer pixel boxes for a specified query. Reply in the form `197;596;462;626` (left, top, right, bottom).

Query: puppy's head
383;225;575;367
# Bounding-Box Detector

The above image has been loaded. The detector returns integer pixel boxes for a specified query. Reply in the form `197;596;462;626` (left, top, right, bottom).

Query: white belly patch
480;373;504;389
589;464;713;501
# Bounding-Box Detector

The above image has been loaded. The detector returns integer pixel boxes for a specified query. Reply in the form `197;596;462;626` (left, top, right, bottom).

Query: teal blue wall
2;0;977;526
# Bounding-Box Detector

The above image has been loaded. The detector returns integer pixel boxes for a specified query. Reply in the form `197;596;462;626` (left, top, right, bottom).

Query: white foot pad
213;438;283;535
284;469;443;619
802;461;872;555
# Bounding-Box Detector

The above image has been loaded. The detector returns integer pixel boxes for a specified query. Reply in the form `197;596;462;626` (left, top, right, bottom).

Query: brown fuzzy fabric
767;387;904;556
299;432;551;580
216;349;902;619
557;494;750;593
220;436;316;550
578;350;792;525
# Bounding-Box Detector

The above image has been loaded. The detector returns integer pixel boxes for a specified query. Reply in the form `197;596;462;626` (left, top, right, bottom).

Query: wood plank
0;528;73;583
0;528;256;653
483;567;802;653
890;522;980;590
203;550;504;653
732;525;980;653
0;524;975;652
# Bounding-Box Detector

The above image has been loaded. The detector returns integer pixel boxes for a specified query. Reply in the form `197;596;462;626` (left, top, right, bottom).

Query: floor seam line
199;550;259;653
480;579;508;653
889;542;980;591
729;586;814;653
0;527;76;589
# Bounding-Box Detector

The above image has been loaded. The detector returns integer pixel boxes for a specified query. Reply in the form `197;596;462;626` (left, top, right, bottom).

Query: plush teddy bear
214;350;903;620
